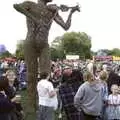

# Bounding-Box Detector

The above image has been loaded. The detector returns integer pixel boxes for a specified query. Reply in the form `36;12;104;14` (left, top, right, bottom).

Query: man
87;60;94;74
37;72;58;120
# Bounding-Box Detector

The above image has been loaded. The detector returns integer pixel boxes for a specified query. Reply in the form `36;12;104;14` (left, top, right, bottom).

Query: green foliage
50;48;63;60
110;48;120;56
98;48;120;56
0;51;13;58
15;40;24;59
50;32;92;60
96;48;120;57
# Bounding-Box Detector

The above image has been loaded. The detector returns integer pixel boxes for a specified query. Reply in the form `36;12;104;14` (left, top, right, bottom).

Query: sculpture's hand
60;5;69;12
71;5;80;13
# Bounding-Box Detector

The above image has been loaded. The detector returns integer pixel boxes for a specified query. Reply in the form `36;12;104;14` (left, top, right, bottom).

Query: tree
0;51;13;59
15;40;24;59
50;36;65;60
96;49;112;56
110;48;120;56
51;32;92;59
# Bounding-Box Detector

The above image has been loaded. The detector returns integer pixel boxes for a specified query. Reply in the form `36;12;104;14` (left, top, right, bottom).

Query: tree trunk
24;40;38;120
39;43;51;73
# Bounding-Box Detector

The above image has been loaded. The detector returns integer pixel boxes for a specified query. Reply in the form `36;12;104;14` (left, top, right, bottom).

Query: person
74;71;102;120
107;68;120;94
59;69;84;120
87;60;94;74
118;86;120;94
0;77;15;120
37;72;58;120
99;71;108;120
5;70;23;120
19;61;27;90
106;84;120;120
6;70;19;91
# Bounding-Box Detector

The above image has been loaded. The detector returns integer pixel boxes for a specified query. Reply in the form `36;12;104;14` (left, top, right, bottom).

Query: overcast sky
0;0;120;53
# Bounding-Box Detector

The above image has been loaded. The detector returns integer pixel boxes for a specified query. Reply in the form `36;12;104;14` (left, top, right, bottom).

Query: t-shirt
87;62;93;73
37;79;58;109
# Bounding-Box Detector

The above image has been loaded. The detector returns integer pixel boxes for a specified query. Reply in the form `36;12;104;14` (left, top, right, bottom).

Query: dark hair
71;69;84;83
40;72;49;79
0;76;9;91
61;73;71;83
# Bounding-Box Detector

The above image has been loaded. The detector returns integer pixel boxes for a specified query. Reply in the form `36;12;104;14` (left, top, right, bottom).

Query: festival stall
93;56;120;64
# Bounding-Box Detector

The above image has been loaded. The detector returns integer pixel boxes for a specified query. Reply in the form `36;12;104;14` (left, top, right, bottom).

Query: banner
66;55;79;60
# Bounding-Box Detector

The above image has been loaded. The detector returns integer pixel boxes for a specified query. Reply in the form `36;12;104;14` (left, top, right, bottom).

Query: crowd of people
0;59;26;120
0;59;27;90
0;58;120;120
37;59;120;120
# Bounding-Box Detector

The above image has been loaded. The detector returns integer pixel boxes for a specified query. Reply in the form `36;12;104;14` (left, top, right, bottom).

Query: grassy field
21;90;36;120
21;90;66;120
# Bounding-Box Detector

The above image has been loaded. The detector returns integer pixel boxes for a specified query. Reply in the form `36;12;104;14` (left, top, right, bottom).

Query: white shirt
73;62;78;69
103;64;107;71
108;94;120;105
37;79;58;109
87;62;93;73
107;94;120;119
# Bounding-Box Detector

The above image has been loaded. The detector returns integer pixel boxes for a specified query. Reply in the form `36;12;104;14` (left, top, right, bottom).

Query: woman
5;70;23;120
74;71;102;120
0;77;15;120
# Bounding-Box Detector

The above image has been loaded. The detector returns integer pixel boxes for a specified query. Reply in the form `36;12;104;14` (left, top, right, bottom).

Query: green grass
21;90;36;120
21;90;66;120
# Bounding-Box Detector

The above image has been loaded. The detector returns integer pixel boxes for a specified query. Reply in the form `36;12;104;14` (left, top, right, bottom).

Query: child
106;84;120;120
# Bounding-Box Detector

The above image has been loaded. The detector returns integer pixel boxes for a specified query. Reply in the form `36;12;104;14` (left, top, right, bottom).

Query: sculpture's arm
54;12;72;31
54;5;80;31
13;2;39;23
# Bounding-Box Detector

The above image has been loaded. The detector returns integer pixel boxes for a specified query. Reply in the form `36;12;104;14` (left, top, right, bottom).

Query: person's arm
102;83;109;102
48;82;56;98
54;5;80;31
49;91;56;98
74;85;84;111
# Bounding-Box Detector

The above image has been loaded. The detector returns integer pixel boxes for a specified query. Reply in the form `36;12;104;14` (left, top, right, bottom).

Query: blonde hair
6;70;16;76
99;71;108;81
84;71;94;81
